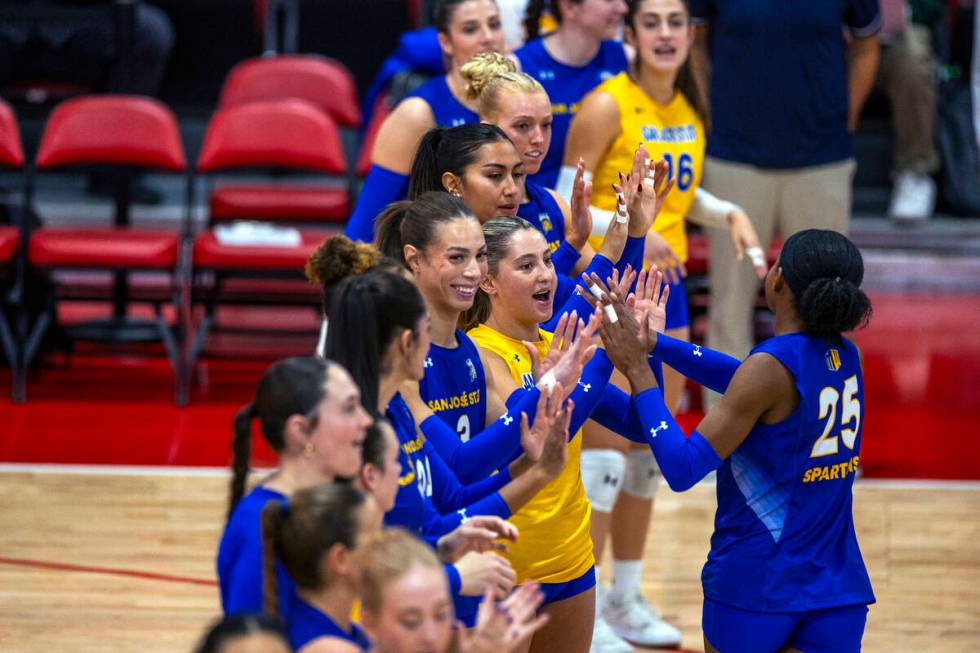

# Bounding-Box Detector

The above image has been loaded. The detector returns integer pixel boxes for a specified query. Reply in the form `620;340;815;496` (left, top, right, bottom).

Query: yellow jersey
588;72;705;264
467;324;594;584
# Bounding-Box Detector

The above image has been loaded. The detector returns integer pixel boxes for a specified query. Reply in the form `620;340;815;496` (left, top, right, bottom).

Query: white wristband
589;283;619;323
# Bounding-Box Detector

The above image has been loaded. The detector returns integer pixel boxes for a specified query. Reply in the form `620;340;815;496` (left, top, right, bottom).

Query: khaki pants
702;156;856;394
879;25;940;175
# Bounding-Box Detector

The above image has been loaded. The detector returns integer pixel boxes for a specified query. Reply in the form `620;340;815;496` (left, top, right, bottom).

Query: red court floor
1;292;979;479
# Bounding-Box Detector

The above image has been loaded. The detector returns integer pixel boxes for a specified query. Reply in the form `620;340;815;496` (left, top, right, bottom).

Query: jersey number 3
810;375;861;458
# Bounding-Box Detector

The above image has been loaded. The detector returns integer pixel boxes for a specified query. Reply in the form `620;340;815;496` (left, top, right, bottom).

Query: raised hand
618;145;673;237
566;158;593;251
459;584;549;653
520;382;564;464
581;275;652;377
532;398;573;481
528;309;600;394
437;516;519;563
627;267;670;350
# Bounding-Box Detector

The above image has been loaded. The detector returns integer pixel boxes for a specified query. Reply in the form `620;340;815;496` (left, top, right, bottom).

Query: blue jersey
515;39;629;188
288;595;371;652
703;333;875;612
419;330;487;443
519;181;566;256
217;485;295;618
408;75;479;127
384;393;510;537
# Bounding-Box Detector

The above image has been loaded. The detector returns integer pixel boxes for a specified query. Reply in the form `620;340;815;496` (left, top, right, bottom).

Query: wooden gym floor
0;468;977;653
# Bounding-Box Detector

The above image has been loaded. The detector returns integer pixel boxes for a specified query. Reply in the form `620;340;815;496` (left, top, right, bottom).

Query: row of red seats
0;55;382;405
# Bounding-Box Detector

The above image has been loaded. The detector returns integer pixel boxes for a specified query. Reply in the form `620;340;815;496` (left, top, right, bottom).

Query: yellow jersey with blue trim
588;72;705;264
467;323;594;584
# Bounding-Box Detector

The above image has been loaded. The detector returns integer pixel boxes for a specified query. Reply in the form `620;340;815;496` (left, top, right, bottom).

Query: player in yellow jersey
466;215;629;653
557;1;765;650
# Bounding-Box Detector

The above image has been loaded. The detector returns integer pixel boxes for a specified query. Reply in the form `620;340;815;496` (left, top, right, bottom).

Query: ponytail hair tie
834;276;841;283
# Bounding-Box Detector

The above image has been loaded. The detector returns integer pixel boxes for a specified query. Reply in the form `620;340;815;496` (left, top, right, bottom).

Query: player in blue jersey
515;0;631;187
346;0;506;242
260;483;380;652
217;356;373;617
589;229;876;653
325;267;575;625
374;192;595;481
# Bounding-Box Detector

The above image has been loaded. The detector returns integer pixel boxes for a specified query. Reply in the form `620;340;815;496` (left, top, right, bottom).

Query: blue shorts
538;566;596;605
664;278;689;330
702;598;869;653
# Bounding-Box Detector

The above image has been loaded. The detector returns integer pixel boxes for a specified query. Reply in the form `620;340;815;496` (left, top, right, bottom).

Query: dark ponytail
228;402;257;520
375;200;413;264
325;270;426;412
432;0;473;33
525;0;566;40
460;215;538;331
261;483;367;619
408;123;512;200
778;229;872;337
226;357;333;521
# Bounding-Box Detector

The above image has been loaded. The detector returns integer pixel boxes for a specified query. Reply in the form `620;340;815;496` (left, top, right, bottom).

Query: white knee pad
580;449;626;512
622;449;661;499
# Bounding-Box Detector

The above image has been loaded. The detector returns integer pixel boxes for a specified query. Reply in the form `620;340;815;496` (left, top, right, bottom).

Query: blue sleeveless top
515;39;629;188
408;75;479;127
419;330;488;442
288;596;371;652
703;333;875;612
217;486;295;619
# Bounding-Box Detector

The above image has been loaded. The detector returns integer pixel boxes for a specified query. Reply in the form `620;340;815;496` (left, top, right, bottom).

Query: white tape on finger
747;246;766;269
589;284;619;323
615;191;628;224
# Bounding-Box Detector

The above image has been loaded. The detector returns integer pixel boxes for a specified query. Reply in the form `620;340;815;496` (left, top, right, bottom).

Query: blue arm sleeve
425;439;512;519
615;235;645;292
444;563;462;596
344;164;409;242
551;239;582;277
588;353;667;443
633;388;723;491
564;349;615;437
653;334;740;394
418;387;542;483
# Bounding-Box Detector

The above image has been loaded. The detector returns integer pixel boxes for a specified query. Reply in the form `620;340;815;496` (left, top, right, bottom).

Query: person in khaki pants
689;0;880;405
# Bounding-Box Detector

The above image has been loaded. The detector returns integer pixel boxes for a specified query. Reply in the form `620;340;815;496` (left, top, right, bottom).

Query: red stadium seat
189;99;345;368
0;99;25;400
23;95;188;404
199;98;350;225
219;54;360;129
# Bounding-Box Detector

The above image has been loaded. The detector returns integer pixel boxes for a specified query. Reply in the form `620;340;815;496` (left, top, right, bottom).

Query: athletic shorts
664;278;689;330
538;566;596;605
702;597;869;653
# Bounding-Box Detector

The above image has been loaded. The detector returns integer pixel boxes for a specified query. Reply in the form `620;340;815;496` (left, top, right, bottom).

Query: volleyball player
346;0;506;242
590;229;876;653
261;483;380;652
516;0;631;187
217;356;373;617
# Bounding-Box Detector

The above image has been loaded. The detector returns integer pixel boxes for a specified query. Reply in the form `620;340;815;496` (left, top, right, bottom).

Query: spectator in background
689;0;880;383
879;0;943;222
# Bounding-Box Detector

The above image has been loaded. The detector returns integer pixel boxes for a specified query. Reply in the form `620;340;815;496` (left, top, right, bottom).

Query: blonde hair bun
460;52;518;100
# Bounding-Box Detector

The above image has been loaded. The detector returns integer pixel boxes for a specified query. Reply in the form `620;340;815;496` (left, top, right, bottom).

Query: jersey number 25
810;375;861;458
